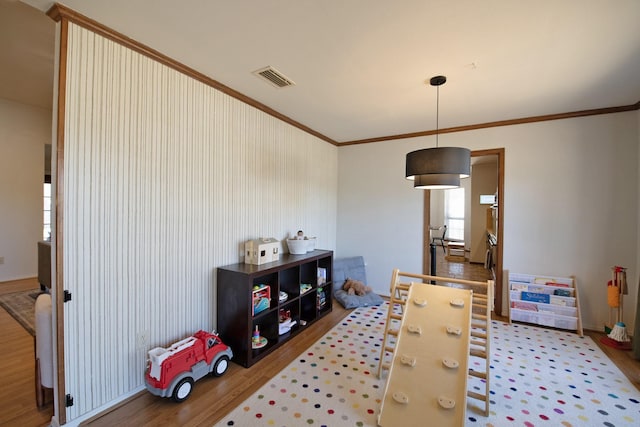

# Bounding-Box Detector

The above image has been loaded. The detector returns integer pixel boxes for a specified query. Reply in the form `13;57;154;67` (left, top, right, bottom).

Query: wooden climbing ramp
377;269;493;424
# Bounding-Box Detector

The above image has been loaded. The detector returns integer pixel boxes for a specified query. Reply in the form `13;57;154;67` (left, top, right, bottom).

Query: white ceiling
0;0;55;110
6;0;640;143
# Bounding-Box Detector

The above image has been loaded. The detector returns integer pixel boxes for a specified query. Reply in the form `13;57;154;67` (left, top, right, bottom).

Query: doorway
423;148;505;315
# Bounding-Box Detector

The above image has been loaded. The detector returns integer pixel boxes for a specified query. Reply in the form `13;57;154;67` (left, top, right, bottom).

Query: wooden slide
377;270;493;426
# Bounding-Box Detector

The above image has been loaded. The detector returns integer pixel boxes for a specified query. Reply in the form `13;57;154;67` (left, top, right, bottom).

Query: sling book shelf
216;250;333;367
508;272;583;336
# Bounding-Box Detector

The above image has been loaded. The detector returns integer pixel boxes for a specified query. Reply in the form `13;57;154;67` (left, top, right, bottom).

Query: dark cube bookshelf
216;249;333;367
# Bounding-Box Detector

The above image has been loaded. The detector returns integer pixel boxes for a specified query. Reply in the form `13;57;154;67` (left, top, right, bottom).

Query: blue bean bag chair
333;256;384;309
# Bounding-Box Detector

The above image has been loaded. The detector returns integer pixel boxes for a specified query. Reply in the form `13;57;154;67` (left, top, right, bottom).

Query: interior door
423;148;504;315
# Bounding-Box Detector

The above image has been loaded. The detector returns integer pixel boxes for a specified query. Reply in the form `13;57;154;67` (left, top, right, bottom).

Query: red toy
144;330;233;402
252;284;271;315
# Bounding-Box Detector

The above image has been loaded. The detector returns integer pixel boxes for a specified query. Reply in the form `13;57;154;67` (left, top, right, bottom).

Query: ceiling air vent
253;66;295;88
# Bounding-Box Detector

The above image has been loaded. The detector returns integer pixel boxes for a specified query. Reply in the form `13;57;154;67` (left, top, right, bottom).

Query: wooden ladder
376;269;409;378
377;269;493;416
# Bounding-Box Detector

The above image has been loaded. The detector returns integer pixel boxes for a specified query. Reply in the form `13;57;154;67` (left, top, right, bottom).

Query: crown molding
340;101;640;146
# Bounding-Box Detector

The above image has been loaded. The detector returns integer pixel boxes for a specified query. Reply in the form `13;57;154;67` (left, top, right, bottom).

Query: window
43;182;51;240
444;187;464;241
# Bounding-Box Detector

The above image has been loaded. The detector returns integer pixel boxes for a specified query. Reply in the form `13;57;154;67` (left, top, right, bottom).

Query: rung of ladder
381;362;390;371
467;390;487;402
384;346;395;354
472;313;487;320
388;329;398;336
470;348;487;358
471;331;487;339
389;314;402;320
468;370;487;379
470;339;486;347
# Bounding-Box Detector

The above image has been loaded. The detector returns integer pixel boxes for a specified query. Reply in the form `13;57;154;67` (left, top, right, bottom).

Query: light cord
435;85;440;148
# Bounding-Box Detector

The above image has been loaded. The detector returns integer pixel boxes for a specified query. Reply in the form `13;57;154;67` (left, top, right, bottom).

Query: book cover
511;300;538;311
521;291;550;304
510;282;529;291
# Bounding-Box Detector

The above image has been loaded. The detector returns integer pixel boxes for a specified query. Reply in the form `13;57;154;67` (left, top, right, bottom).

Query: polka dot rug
216;302;640;426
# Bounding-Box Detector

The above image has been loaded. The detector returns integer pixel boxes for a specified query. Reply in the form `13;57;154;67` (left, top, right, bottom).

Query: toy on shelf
317;287;326;309
144;330;232;402
286;230;317;254
300;283;313;294
251;325;268;349
279;309;291;323
278;309;297;335
252;284;271;316
317;267;327;285
279;318;296;335
245;237;280;265
279;291;288;303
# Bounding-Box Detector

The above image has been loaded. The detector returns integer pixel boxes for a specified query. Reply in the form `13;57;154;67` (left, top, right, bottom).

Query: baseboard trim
75;386;145;426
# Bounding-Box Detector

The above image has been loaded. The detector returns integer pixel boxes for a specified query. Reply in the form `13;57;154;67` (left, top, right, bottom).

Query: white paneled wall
63;23;337;420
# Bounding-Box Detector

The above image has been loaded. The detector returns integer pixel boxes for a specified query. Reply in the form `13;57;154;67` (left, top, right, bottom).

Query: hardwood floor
432;245;494;282
2;259;638;426
84;302;352;427
0;278;53;427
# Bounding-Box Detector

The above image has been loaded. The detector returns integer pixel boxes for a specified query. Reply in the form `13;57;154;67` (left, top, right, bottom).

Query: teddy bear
342;278;372;296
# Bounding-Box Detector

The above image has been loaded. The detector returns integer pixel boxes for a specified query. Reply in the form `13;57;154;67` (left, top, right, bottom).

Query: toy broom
606;266;630;343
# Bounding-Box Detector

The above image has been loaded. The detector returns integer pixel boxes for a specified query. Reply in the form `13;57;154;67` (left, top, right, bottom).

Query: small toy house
245;238;280;265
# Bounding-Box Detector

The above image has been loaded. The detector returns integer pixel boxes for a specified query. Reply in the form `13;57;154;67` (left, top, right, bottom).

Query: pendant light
413;173;460;190
405;76;470;187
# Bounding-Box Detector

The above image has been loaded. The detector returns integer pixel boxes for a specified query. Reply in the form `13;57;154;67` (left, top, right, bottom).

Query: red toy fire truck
144;330;233;402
